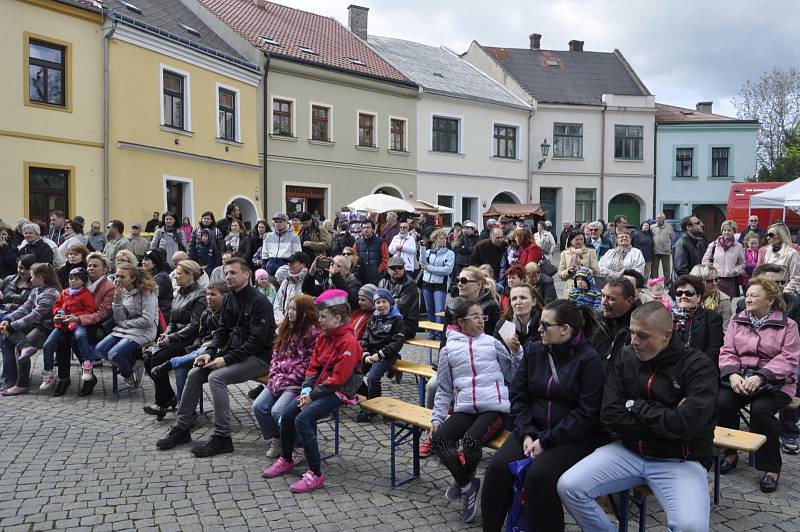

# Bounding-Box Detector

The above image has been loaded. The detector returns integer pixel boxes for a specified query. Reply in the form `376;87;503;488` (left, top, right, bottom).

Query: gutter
103;16;117;224
262;52;270;218
600;102;607;219
527;109;533;203
653;123;657;218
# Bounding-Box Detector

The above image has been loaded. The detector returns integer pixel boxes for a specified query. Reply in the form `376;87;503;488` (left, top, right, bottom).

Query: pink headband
647;275;664;287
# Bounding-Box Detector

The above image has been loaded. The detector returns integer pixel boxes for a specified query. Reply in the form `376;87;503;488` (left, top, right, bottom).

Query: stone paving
1;257;800;531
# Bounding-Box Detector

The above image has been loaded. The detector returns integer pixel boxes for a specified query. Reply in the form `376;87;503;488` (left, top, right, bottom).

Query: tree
733;67;800;171
770;128;800;182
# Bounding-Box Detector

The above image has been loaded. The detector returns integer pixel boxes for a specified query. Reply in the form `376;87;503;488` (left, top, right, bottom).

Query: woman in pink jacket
716;276;800;493
702;220;744;298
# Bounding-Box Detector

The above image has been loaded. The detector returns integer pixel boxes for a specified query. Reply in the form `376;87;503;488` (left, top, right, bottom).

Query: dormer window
120;1;142;14
179;24;201;37
347;57;366;66
297;45;318;55
260;36;280;46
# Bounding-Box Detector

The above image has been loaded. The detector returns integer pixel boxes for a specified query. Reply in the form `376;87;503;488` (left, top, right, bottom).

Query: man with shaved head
558;302;718;531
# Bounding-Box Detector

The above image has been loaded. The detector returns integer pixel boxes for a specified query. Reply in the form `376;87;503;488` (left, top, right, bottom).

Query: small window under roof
296;45;318;55
545;59;560;66
347;57;366;66
432;72;445;78
179;23;201;37
680;110;694;115
120;1;142;14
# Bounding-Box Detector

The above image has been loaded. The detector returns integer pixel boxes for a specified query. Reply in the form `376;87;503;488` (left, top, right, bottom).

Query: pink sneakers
290;470;325;493
262;457;294;478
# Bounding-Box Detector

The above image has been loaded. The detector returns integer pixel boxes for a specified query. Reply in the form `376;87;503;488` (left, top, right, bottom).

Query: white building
464;34;656;227
366;35;531;226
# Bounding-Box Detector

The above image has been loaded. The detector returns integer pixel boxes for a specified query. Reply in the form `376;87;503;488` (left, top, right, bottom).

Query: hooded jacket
273;269;307;324
52;287;95;331
510;335;606;449
149;227;186;267
439;289;502;352
568;268;601;311
262;227;302;262
558;246;600;297
5;286;59;333
601;340;719;467
361;307;405;362
206;284;275;366
111;288;158;345
268;324;320;395
189;224;223;262
78;276;114;327
431;329;521;426
302;321;363;400
378;273;419;338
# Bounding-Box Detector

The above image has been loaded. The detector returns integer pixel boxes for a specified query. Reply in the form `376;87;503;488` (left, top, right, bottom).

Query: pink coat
267;325;320;394
719;310;800;397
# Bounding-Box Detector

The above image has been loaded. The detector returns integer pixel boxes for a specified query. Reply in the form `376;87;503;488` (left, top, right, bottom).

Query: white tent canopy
750;179;800;209
346;193;416;214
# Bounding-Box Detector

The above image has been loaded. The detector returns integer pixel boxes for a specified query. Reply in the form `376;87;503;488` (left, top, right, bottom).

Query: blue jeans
557;441;710;532
280;393;341;473
366;358;394;399
95;335;140;378
42;326;92;371
253;388;299;440
169;349;200;403
422;288;447;338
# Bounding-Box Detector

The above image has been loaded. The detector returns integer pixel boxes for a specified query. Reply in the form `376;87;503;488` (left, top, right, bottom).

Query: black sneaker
247;385;264;400
77;374;98;397
780;435;800;455
191;435;234;458
462;478;481;523
156;426;192;450
52;378;71;397
356;410;374;423
150;360;172;380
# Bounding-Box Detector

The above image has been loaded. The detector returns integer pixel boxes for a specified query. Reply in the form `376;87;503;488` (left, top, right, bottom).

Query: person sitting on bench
156;257;275;457
557;302;718;532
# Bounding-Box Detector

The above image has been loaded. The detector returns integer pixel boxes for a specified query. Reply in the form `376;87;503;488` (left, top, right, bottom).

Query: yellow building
0;0;104;224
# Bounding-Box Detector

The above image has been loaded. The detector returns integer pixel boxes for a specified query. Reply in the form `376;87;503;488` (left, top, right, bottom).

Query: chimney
568;39;584;51
530;33;541;50
253;0;265;8
696;101;713;114
348;5;369;40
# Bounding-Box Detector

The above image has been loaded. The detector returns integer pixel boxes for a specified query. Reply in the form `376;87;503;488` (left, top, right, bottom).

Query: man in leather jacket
378;255;419;338
594;277;639;367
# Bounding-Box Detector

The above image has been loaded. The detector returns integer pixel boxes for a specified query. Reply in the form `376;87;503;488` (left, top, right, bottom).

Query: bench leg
417;377;426;407
428;348;433;365
389;420;420;487
713;454;721;507
320;408;340;461
617;491;629;532
637;495;647;532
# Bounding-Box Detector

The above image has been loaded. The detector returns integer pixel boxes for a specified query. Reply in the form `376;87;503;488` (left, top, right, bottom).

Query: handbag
539;257;557;277
506;456;534;532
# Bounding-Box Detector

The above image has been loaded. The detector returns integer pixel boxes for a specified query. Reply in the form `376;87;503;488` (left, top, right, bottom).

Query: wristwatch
625;399;636;411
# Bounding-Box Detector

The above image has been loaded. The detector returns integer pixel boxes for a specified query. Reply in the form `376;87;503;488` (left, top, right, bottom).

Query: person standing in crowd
672;215;707;282
418;213;436;245
420;230;455;336
594;277;639;365
702;220;745;299
57;221;88;257
636;221;654;279
249;218;271;266
189;212;223;262
261;212;302;276
534;221;556;263
469;228;506;282
650;213;674;283
585;221;611;259
303;255;362;309
178;217;193;244
742;234;761;290
157;257;274;457
145;211;161;233
558;221;573;252
452;220;478;283
738;214;766;244
273;252;309;325
353;220;388;285
671;274;724;364
381;212;401;245
598;232;645;280
330;222;355;257
150;212;187;268
558;302;718;531
216;202;241;237
103;220;132;273
603;215;630;248
513;229;543;270
86;221;107;253
224;219;252;260
298;211;330;260
480;219;497;240
0;225;18;279
127;223;150;259
379;255;419;339
558;230;600;299
193;228;221;277
388;220;417;275
289;214;302;235
18;223;54;265
761;222;800;293
48;211;66;244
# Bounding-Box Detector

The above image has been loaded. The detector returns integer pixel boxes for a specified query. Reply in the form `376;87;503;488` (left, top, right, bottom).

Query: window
28;39;66;107
390;119;406;151
432;116;459;153
218;87;236;141
358;113;375;147
553;123;583;158
493;125;517;159
28;166;69;221
675;148;693;177
437;195;454;226
273;99;292;136
614;125;643;160
162;70;185;129
575;188;596;224
311;105;330;141
712;147;730;177
663;204;679;220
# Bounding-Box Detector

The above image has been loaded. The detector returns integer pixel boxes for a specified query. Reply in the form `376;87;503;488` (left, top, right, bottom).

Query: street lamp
538;138;550;169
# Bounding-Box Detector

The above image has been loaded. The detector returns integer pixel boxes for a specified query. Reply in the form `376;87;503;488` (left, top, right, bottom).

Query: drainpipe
103;16;117;224
262;51;270;218
526;109;533;203
599;102;607;219
652;123;657;218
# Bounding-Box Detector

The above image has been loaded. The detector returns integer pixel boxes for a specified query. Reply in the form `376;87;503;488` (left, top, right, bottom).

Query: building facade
655;102;759;238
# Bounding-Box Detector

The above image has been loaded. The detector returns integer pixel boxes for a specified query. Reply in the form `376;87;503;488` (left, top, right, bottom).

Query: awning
750;179;800;209
409;199;455;214
483;203;545;218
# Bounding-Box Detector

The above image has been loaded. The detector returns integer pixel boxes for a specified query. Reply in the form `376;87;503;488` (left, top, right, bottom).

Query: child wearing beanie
254;268;277;304
349;283;376;341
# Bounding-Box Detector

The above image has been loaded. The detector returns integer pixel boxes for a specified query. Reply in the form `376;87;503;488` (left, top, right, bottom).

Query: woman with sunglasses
691;264;733;330
430;298;522;523
482;299;605;531
420;230;455;338
701;220;744;299
672;275;724;365
716;276;800;493
558;230;600;298
761;222;800;293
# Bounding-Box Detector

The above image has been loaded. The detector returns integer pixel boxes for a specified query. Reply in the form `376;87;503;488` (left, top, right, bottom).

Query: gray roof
367;35;528;108
480;45;650;106
102;0;251;66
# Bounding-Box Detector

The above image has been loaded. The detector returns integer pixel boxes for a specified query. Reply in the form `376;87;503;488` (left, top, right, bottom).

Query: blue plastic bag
506;456;533;532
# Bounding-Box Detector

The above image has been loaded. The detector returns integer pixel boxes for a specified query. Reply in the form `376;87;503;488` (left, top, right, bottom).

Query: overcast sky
282;0;799;117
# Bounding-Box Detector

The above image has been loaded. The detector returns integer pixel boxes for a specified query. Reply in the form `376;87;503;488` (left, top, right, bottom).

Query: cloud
281;0;800;117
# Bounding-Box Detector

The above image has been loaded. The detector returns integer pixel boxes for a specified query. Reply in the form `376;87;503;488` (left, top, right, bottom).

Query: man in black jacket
594;277;638;366
157;257;274;457
558;302;718;531
469;228;506;281
672;215;707;282
378;255;419;338
451;221;478;283
302;254;362;310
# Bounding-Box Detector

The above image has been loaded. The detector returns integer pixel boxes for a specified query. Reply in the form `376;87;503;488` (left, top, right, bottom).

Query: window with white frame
553;123;583;158
675;148;693;177
493;124;517;159
217;85;239;142
437;195;454;226
272;98;293;136
433;116;459;153
575;188;596;224
712;147;730;177
162;68;188;130
614;125;643;160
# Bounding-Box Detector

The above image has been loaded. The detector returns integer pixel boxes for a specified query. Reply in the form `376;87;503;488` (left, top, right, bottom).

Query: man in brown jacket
650;213;675;284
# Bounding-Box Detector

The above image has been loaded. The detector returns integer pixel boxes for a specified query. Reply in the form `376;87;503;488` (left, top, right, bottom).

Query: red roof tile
655;103;751;124
197;0;411;85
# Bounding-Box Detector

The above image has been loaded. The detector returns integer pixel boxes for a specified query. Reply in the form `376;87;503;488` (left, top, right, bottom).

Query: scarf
747;310;773;330
717;235;735;252
67;287;85;297
609;247;631;273
702;290;720;312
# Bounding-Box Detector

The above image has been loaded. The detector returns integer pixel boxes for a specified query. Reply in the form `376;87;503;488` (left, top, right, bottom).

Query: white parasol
346;193;416;214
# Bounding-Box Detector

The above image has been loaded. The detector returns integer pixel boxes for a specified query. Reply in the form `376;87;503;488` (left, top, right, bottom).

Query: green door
608;194;641;226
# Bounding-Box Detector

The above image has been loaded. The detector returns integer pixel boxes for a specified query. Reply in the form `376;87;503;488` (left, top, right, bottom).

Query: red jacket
348;309;371;342
78;277;115;326
53;288;96;330
302;321;363;400
518;242;542;268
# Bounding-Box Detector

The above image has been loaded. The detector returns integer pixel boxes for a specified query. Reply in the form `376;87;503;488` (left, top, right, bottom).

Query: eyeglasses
675;290;697;298
343;252;353;256
538;320;562;330
749;219;758;222
705;278;718;284
457;277;478;285
389;265;405;270
464;314;488;323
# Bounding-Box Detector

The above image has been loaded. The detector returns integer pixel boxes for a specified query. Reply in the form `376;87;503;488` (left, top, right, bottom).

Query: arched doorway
608;194;643;226
693;204;725;240
224;195;259;231
373;184;403;198
492;191;520;204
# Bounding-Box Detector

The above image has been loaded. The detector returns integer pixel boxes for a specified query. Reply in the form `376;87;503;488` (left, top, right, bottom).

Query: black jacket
206;284;275;365
0;244;16;278
330;232;355;257
594;300;641;367
302;270;362;310
0;274;33;309
534;274;557;304
378;273;419;338
601;339;719;466
636;231;654;262
452;233;479;267
19;239;54;265
188;306;222;351
57;260;86;291
672;234;706;278
469;239;506;281
165;282;207;344
493;314;541;354
153;270;174;324
510;338;606;449
673;307;724;365
361;312;405;362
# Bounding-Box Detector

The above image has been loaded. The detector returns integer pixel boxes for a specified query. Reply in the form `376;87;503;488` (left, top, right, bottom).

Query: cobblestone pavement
1;256;799;531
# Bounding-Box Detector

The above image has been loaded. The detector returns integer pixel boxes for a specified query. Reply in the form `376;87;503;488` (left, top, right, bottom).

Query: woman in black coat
481;300;606;531
141;249;173;324
493;284;542;355
672;274;724;365
637;222;655;278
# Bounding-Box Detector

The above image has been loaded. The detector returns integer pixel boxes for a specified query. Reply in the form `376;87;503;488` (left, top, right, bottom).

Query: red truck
727;182;800;232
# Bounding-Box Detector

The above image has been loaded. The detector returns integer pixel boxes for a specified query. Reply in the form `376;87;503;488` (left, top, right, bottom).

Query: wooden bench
360;396;509;487
391;360;436;406
418;320;444;333
404;337;441;364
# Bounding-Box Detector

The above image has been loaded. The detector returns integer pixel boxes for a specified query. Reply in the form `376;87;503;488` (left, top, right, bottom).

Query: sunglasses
457;277;478;285
767;233;776;238
675;290;697;298
343;252;353;256
705;278;718;284
388;265;405;270
538;320;562;330
749;219;758;222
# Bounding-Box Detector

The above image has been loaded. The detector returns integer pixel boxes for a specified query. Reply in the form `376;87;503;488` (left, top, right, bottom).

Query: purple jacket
719;310;800;397
267;325;320;394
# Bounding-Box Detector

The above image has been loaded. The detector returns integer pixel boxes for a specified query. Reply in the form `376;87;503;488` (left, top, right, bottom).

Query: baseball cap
463;220;477;229
131;222;142;229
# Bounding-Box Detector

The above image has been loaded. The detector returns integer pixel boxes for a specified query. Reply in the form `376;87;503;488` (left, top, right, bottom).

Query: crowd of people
1;204;800;531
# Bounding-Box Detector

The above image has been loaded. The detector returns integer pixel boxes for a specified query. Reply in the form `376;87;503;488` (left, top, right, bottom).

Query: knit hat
68;267;89;284
358;283;377;300
254;268;269;281
373;287;394;305
315;289;349;309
